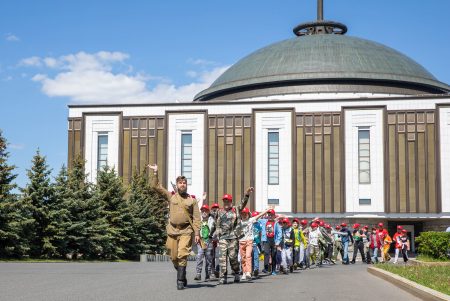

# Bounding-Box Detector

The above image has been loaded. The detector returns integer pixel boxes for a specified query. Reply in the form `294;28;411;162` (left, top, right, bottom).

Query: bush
416;231;450;260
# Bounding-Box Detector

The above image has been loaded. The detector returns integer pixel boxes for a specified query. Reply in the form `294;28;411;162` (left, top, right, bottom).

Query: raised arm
254;207;273;221
148;164;171;200
236;187;254;212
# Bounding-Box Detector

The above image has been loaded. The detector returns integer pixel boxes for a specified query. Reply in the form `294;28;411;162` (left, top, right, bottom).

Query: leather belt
171;222;189;230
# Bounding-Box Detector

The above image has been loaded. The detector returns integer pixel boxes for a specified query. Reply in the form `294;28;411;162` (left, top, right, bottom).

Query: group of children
194;193;411;284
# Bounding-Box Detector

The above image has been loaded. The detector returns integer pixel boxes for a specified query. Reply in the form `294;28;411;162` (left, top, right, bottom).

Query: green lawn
416;254;450;262
376;264;450;296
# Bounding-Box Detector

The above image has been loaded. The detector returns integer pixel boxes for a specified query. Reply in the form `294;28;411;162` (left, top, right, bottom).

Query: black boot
181;266;187;287
177;267;184;290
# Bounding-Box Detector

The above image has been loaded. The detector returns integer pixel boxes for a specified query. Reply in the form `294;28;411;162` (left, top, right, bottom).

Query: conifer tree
94;165;133;259
20;149;54;257
127;171;168;256
46;165;71;258
64;156;110;259
0;130;30;257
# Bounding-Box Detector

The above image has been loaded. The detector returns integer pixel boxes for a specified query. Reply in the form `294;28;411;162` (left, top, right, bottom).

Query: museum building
67;6;450;246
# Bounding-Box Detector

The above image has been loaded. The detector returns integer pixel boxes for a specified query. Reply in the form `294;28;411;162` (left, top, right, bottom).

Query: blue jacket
259;218;282;245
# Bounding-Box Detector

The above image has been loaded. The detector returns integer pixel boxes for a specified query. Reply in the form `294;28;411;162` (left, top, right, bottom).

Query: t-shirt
239;217;256;242
266;221;275;238
309;229;320;246
293;228;301;247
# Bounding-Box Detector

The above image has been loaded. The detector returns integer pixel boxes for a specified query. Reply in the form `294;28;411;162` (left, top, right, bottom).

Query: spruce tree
127;171;168;257
20;149;54;257
64;156;109;259
94;165;133;259
0;130;30;257
47;165;71;258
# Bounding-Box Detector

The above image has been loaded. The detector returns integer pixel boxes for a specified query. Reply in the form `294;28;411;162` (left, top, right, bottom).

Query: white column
167;114;205;198
344;109;384;213
84;115;120;183
255;112;292;212
439;107;450;213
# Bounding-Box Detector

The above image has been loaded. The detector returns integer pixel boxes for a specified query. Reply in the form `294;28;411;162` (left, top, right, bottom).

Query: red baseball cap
353;223;360;229
341;222;347;227
200;204;210;211
378;222;384;228
311;222;318;228
300;219;308;225
397;225;403;230
211;203;220;209
251;211;259;217
222;194;232;201
241;207;250;214
267;209;275;215
335;225;341;230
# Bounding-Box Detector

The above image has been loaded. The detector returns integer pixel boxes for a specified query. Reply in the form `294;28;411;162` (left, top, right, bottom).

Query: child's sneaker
271;271;278;275
240;274;247;281
194;274;201;281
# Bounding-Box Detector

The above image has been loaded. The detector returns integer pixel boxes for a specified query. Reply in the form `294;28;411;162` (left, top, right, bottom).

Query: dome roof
194;34;450;101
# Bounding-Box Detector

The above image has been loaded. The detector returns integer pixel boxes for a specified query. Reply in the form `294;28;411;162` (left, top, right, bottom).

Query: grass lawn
416;254;450;262
376;264;450;296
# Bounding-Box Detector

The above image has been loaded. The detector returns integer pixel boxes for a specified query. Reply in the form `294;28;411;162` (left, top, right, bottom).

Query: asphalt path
0;261;420;301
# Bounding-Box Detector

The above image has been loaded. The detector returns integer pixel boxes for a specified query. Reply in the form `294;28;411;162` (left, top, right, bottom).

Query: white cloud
187;58;218;66
5;33;19;42
9;143;25;150
20;56;42;67
21;51;229;104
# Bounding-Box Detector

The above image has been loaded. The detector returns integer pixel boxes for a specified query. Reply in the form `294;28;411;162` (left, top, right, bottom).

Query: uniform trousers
166;234;192;267
218;239;240;277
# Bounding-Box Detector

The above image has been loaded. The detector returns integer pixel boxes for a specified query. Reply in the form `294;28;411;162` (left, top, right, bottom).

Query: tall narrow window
181;132;192;183
358;127;370;184
97;133;108;171
268;131;279;185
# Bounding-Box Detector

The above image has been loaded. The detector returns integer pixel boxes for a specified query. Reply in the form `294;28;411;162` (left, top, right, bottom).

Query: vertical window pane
358;128;370;184
181;133;193;184
97;133;108;172
268;131;279;185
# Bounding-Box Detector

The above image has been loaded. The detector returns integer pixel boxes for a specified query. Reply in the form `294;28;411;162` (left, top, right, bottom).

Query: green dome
194;34;449;101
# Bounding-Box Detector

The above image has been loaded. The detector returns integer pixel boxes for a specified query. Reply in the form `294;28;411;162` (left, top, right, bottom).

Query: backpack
253;222;262;244
200;221;210;240
266;221;275;238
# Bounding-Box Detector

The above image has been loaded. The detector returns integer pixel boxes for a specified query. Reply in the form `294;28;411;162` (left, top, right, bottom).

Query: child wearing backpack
281;218;295;274
195;204;215;281
237;207;272;281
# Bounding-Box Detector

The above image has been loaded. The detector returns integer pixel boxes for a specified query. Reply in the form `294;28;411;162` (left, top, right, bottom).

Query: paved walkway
0;261;420;301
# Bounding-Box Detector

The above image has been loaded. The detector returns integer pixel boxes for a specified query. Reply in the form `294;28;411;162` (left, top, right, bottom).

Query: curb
367;266;450;301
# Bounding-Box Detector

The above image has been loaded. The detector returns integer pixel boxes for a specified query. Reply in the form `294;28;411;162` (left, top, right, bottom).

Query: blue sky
1;0;450;189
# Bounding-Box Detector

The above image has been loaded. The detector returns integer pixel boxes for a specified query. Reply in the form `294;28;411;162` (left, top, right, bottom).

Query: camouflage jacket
216;195;249;240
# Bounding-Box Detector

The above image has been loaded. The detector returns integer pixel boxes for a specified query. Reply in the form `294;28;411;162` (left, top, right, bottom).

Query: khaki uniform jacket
152;173;201;237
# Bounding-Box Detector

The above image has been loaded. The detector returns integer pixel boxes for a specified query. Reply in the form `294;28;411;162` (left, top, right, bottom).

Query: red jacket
369;233;381;249
393;232;402;249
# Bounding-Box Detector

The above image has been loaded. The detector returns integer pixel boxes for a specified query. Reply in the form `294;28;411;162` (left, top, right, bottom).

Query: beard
178;186;188;196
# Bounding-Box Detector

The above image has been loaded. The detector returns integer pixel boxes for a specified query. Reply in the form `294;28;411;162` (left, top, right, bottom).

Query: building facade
67;13;450;244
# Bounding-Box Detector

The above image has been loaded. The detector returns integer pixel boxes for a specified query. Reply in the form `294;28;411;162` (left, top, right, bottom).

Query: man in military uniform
216;187;254;284
148;164;201;290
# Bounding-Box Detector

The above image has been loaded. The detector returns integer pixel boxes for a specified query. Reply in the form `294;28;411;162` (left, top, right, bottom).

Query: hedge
415;231;450;260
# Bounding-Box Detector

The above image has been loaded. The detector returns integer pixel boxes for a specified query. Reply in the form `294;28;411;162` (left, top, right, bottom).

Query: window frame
267;130;280;185
181;131;193;184
97;132;109;172
358;127;371;184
